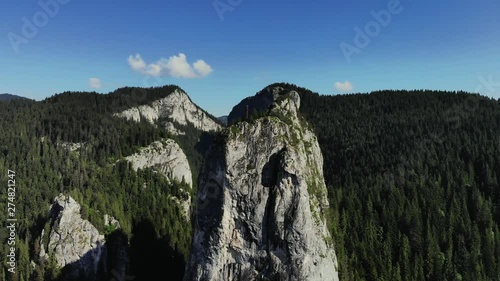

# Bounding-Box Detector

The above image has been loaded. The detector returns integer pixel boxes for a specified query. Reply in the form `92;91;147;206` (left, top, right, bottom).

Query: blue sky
1;0;499;116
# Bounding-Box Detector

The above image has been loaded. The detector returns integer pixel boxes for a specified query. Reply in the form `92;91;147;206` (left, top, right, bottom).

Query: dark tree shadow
41;222;185;281
129;219;185;281
51;243;107;281
29;213;49;258
105;229;130;281
194;131;216;158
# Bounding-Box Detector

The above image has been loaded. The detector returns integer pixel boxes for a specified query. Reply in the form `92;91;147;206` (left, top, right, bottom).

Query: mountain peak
186;86;338;280
227;84;301;125
114;88;221;135
272;89;301;111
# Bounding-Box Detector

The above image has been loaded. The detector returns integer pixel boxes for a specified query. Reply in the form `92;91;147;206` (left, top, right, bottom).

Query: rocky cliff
185;89;339;281
124;139;193;218
114;89;221;134
39;194;106;280
125;139;193;187
227;85;288;125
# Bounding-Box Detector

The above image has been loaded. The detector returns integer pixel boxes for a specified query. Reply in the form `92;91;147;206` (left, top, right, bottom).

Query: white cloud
335;80;353;92
193;60;213;77
89;78;101;89
128;54;146;72
128;53;213;78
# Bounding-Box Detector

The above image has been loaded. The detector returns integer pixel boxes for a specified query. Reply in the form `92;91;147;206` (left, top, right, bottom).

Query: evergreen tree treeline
0;86;205;281
1;83;499;280
279;82;500;281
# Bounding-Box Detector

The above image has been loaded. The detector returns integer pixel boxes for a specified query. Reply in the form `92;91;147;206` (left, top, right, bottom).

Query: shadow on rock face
261;151;282;188
42;222;185;281
47;244;107;281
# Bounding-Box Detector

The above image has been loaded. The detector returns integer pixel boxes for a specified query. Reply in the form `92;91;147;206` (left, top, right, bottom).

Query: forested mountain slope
0;94;29;101
0;86;220;281
1;82;499;281
275;83;500;280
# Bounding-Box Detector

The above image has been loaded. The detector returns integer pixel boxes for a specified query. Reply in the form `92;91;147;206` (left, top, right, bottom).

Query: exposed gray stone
57;141;84;152
124;139;193;187
124;139;193;219
104;214;121;229
39;194;106;280
185;89;339;281
114;89;221;134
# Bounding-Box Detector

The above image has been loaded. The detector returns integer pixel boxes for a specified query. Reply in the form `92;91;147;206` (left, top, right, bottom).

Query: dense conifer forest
0;86;208;281
1;83;499;280
292;83;500;281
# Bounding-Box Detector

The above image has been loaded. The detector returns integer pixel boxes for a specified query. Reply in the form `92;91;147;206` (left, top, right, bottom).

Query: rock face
57;141;84;152
124;139;193;219
185;89;339;281
104;214;121;230
125;139;193;187
40;194;106;279
114;89;221;134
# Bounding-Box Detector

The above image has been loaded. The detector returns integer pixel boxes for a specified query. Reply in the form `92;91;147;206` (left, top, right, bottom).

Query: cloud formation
335;80;353;92
128;53;213;78
89;78;101;89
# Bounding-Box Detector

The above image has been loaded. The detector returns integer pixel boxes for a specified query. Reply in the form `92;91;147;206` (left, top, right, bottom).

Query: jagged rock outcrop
57;141;85;152
114;89;221;134
227;85;287;125
39;194;106;280
124;139;193;218
125;139;193;187
185;89;339;281
104;214;121;230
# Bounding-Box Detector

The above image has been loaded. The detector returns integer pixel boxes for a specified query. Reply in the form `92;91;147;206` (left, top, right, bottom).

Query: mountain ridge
113;88;222;135
0;83;499;280
0;93;31;101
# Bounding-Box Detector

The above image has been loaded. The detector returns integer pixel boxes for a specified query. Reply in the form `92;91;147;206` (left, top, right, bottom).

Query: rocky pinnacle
185;89;339;281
